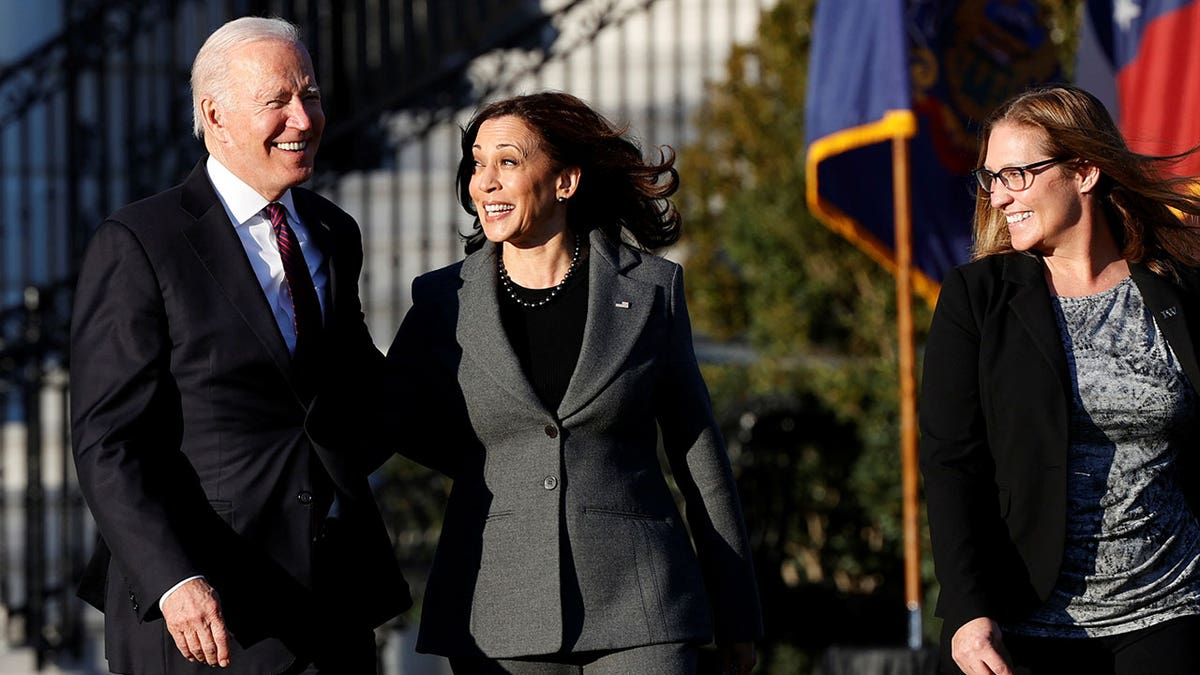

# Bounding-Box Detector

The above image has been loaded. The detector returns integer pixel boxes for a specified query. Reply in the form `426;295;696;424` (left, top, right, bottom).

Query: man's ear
200;97;228;144
557;166;582;201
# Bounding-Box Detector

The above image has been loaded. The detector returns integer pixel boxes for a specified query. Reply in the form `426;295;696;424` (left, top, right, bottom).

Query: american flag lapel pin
615;301;630;309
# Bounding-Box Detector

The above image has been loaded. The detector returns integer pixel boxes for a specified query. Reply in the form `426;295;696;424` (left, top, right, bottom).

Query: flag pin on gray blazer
615;301;630;308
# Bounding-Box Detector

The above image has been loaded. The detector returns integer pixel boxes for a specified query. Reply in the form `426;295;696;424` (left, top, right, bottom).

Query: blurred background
0;0;1191;673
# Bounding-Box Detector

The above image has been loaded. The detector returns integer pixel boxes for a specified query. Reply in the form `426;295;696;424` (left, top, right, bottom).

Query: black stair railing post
21;287;46;664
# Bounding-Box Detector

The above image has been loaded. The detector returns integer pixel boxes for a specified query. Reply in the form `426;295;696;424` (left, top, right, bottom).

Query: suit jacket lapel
558;229;655;421
1004;253;1072;398
1131;263;1200;394
177;161;296;391
293;189;338;322
457;241;547;412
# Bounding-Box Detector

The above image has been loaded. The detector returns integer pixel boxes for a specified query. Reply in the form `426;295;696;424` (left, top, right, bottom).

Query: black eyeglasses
971;157;1067;193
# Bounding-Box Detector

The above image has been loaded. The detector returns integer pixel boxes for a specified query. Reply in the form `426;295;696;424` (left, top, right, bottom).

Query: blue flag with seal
805;0;1064;304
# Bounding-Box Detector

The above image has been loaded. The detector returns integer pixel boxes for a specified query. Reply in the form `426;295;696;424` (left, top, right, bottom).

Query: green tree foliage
679;0;924;607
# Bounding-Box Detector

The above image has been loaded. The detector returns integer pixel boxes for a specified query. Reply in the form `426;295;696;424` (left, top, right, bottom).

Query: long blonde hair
971;85;1200;277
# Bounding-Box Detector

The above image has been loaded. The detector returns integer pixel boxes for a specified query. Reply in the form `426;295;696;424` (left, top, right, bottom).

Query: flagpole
892;134;922;650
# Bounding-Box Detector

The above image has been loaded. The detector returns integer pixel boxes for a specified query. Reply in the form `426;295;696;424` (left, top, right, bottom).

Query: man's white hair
191;17;303;139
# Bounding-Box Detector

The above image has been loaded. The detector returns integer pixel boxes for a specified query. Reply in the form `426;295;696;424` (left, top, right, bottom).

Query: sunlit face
984;122;1085;255
202;39;324;201
469;116;574;248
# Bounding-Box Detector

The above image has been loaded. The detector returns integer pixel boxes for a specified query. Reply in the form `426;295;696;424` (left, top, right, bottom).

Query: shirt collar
205;155;299;227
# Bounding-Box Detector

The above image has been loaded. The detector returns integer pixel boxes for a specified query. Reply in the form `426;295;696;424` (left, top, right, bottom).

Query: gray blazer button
297;491;314;505
544;424;558;438
542;475;558;490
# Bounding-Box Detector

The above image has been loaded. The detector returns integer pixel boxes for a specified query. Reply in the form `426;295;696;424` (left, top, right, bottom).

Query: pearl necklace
498;237;581;308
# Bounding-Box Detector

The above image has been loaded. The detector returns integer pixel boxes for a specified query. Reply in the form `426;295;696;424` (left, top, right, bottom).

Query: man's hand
720;641;757;674
952;616;1012;675
161;578;230;667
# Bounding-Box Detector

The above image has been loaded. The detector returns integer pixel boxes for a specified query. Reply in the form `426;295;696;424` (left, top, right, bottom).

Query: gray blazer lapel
178;166;294;383
1004;254;1071;397
558;230;655;421
457;241;546;412
1132;263;1200;393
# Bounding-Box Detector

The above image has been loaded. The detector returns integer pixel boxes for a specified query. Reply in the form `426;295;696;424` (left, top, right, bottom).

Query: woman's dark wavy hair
972;84;1200;278
457;91;681;254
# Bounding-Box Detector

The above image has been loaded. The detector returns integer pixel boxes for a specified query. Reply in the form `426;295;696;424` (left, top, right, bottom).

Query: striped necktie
263;202;322;362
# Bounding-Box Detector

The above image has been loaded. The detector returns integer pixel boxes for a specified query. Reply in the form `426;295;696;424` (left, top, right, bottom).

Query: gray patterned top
1006;276;1200;638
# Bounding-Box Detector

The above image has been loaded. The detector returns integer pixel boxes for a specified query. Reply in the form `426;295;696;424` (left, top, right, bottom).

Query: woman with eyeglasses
920;84;1200;675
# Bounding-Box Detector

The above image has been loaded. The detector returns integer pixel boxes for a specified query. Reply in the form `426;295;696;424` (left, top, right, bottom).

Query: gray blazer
387;228;762;658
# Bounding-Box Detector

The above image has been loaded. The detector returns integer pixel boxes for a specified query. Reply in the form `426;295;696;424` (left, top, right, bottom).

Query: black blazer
70;161;410;674
919;252;1200;639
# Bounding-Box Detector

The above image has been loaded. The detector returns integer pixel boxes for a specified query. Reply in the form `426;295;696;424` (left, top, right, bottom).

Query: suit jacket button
543;475;558;490
544;424;558;438
129;592;138;612
297;491;314;505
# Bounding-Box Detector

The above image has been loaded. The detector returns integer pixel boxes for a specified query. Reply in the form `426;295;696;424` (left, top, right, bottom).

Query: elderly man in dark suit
70;16;409;674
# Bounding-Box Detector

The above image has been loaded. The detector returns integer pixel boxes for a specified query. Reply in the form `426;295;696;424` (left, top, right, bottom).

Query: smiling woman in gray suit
385;92;762;674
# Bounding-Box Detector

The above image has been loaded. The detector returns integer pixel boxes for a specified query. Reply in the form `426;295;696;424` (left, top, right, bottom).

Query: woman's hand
952;616;1013;675
720;641;757;674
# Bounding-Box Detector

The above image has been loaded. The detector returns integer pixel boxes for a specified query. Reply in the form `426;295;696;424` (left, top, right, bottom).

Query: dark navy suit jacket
70;161;410;674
